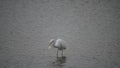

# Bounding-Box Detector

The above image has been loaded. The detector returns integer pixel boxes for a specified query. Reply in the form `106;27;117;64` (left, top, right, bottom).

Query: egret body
48;39;66;57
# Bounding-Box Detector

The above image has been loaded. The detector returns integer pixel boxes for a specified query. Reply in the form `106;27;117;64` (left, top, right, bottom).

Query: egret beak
48;45;52;49
48;42;52;49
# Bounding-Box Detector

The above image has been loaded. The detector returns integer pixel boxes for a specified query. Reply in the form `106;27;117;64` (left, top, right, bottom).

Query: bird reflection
52;56;67;67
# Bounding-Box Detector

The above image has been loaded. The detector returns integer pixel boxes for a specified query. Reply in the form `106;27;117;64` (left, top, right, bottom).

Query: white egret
48;39;66;57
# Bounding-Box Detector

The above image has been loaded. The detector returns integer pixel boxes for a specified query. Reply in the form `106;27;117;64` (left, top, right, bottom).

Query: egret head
48;39;55;49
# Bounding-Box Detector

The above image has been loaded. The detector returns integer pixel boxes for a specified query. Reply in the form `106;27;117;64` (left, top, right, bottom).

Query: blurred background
0;0;120;68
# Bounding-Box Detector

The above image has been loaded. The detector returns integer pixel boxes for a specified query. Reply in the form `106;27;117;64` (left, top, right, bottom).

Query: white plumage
48;38;66;57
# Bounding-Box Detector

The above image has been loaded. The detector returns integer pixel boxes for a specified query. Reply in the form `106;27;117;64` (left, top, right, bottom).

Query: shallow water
0;0;120;68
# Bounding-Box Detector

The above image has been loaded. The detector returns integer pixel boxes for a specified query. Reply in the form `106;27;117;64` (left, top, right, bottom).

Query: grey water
0;0;120;68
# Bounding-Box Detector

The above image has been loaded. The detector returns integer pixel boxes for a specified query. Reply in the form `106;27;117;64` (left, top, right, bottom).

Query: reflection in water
52;56;67;67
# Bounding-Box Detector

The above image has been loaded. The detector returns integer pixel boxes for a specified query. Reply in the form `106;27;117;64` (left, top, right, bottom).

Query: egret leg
57;49;58;57
62;50;63;57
